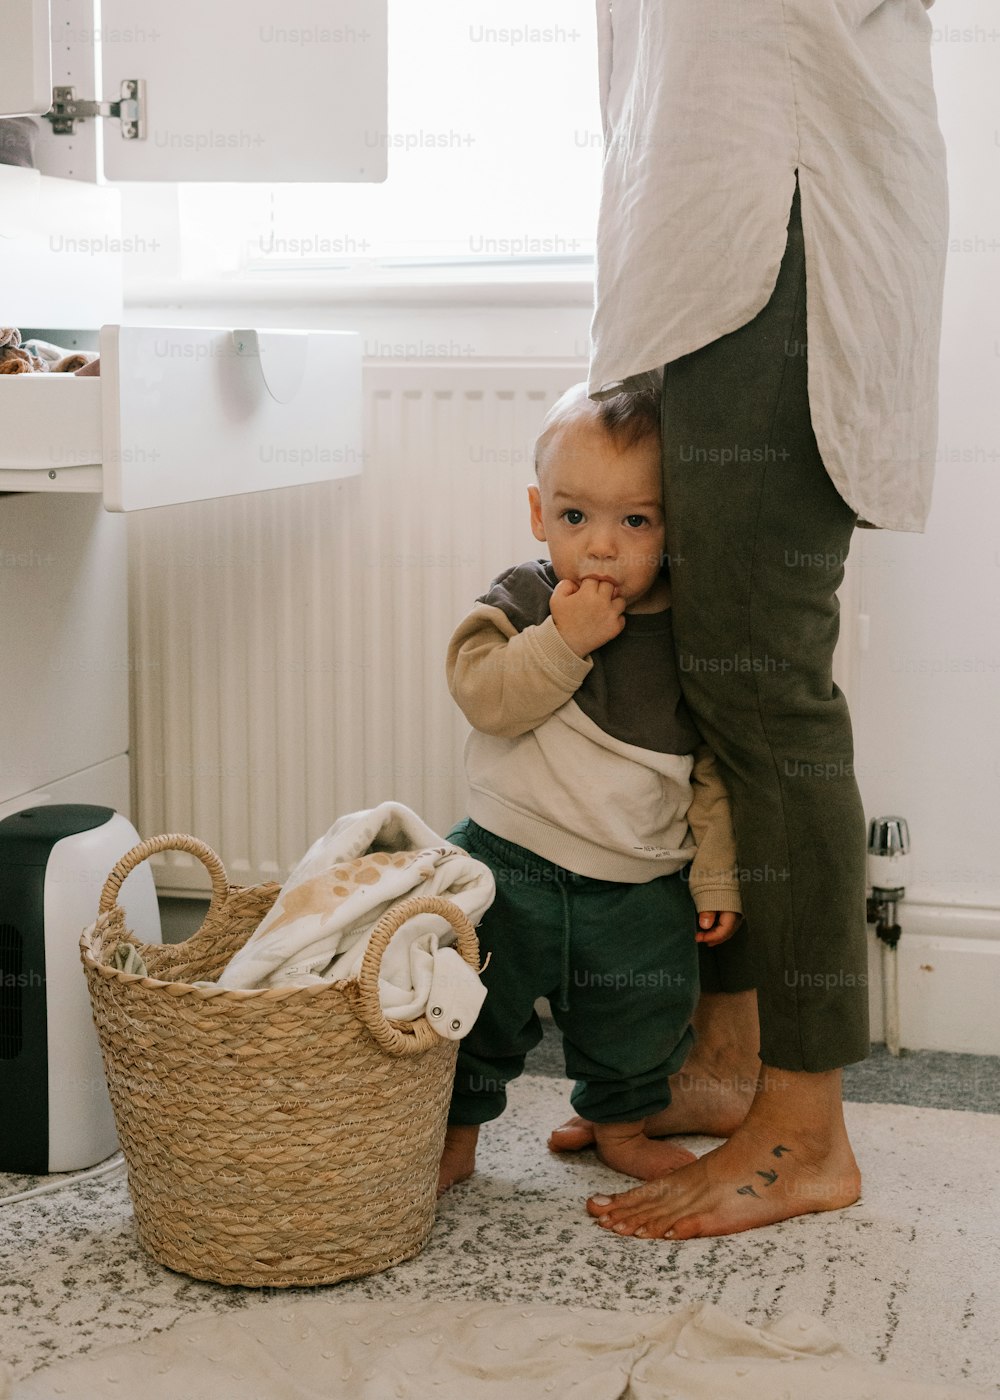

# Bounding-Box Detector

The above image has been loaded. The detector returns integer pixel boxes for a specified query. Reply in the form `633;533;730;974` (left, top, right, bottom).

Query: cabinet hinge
43;80;146;139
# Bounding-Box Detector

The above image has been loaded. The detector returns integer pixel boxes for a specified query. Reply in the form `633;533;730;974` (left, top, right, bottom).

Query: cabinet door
0;0;50;116
0;496;127;803
100;0;386;181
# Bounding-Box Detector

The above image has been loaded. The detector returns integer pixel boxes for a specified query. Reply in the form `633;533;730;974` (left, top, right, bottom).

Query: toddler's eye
562;509;585;525
624;514;649;528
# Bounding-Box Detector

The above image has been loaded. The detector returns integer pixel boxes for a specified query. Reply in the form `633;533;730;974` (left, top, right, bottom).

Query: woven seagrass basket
80;833;480;1288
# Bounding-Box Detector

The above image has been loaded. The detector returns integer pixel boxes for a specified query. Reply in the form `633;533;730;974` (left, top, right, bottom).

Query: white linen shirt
589;0;949;532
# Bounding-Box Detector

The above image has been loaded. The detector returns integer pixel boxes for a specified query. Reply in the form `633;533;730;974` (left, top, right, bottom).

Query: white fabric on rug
214;802;494;1030
6;1296;986;1399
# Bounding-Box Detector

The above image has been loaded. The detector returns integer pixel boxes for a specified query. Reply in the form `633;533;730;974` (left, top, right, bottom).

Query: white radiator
129;364;581;894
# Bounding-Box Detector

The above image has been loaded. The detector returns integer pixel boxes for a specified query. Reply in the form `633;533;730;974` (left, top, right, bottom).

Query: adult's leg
588;174;866;1237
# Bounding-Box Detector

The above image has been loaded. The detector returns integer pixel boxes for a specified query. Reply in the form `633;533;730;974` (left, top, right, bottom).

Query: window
171;1;603;280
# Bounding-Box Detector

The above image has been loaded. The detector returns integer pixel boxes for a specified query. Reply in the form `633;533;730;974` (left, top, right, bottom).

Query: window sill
125;261;596;308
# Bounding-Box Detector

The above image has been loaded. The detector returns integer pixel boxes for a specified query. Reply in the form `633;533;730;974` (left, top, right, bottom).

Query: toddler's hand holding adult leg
695;910;742;947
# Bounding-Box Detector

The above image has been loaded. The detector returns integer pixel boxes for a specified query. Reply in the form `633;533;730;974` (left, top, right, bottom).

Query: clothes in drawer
0;324;362;509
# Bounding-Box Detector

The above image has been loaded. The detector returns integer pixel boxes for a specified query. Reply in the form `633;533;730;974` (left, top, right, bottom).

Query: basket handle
98;833;230;917
355;895;482;1057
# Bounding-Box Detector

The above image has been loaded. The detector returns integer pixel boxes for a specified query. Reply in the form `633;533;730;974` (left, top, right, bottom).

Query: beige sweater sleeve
446;604;592;740
686;743;744;917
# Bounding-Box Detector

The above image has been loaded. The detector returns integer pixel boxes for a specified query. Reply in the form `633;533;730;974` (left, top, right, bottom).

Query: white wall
852;6;1000;1050
855;4;999;906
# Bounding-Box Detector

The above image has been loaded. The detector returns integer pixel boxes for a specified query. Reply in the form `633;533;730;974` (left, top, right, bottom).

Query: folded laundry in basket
213;802;495;1035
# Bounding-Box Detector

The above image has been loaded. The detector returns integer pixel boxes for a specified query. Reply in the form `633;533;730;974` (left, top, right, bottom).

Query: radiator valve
866;815;910;947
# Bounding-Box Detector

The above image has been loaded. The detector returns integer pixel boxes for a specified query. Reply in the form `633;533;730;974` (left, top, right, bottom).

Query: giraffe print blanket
213;802;493;1032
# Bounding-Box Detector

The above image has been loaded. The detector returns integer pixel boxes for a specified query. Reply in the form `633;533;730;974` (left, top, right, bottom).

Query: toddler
439;381;743;1191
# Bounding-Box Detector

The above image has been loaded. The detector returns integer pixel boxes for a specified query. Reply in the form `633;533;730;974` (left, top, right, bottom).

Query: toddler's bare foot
548;1056;756;1155
437;1123;479;1196
592;1119;697;1180
549;990;760;1151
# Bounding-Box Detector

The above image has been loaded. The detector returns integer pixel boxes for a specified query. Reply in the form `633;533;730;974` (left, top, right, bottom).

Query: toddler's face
528;419;666;609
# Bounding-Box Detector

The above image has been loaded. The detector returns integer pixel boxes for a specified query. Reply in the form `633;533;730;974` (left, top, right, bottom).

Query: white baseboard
159;897;999;1059
867;903;1000;1056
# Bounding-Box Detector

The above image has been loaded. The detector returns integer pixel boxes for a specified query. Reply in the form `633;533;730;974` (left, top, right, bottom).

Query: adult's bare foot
592;1119;697;1179
548;990;760;1151
437;1123;479;1196
586;1066;861;1239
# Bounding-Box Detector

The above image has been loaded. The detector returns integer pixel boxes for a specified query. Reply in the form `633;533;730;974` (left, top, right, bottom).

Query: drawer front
0;375;102;473
100;325;363;510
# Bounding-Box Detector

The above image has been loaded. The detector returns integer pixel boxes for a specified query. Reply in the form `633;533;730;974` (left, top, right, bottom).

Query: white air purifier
0;804;161;1173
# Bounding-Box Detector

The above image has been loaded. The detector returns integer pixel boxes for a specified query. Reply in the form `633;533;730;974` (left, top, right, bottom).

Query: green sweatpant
662;172;870;1070
446;819;699;1126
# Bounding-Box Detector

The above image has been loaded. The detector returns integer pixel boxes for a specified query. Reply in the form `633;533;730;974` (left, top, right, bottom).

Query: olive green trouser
662;173;870;1071
446;819;699;1126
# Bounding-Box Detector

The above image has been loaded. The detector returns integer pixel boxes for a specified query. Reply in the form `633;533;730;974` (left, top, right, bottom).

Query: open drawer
0;325;362;510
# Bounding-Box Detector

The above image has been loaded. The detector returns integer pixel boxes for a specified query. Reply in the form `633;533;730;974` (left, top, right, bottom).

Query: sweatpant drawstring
556;880;572;1014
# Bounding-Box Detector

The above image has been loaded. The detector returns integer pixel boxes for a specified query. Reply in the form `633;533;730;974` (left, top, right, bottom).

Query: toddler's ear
527;484;547;542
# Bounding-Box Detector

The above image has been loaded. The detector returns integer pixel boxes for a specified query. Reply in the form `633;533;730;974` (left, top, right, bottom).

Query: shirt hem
467;790;695;884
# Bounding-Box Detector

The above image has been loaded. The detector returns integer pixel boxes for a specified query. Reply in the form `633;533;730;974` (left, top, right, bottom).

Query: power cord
0;1153;125;1205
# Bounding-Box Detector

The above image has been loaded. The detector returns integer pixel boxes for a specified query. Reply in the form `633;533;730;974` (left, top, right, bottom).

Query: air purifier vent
0;921;23;1060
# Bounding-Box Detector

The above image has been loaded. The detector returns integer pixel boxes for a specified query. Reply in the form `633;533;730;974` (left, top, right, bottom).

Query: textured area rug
1;1075;997;1395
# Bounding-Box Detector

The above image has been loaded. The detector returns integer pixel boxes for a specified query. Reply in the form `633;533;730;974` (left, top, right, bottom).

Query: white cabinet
0;3;377;511
2;0;386;184
0;164;363;510
0;0;380;504
0;1;377;818
0;0;50;120
0;494;128;809
0;325;362;510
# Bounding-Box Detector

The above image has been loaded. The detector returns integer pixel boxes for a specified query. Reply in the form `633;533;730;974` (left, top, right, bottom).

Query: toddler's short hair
534;371;662;478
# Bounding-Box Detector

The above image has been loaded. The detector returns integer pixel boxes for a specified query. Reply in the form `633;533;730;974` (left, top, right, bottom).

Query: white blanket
10;1298;984;1399
214;803;494;1032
